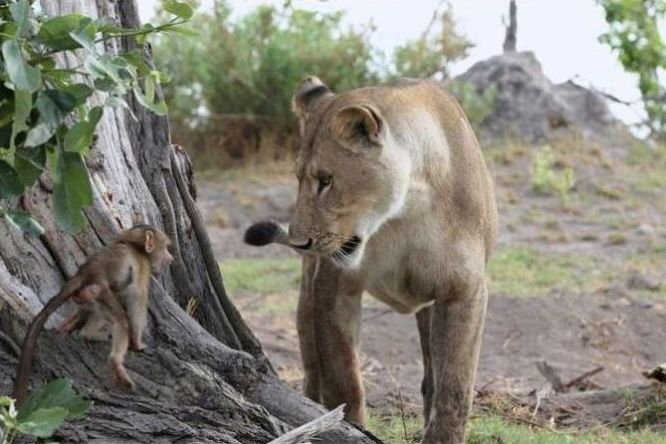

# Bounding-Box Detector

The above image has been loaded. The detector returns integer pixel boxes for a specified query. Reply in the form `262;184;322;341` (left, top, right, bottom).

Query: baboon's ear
144;230;156;253
331;104;385;150
292;76;334;119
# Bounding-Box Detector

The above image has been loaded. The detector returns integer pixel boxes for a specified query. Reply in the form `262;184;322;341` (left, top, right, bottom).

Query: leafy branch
598;0;666;140
0;0;194;233
1;379;91;443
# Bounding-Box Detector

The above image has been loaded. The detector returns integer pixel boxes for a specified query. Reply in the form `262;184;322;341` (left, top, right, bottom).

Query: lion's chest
360;222;444;314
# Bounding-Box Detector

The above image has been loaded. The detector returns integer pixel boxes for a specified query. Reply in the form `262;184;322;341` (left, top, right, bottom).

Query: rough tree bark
0;1;382;442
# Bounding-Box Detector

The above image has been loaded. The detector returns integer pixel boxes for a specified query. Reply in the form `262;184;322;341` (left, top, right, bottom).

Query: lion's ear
292;76;334;119
331;104;385;149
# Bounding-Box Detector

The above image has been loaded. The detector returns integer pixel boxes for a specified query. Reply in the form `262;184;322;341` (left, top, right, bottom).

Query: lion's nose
288;222;313;250
289;237;313;250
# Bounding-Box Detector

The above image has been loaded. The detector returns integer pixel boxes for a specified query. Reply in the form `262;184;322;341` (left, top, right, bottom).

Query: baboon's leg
124;288;148;351
99;287;135;390
297;256;321;403
80;310;109;341
416;305;434;422
423;280;487;444
313;258;365;424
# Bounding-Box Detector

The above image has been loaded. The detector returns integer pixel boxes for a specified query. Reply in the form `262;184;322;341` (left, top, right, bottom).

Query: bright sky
138;0;666;129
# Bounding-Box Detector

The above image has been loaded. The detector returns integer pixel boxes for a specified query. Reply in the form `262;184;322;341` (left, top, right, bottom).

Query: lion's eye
317;174;332;194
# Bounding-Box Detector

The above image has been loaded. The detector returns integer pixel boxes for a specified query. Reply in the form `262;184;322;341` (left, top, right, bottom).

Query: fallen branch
536;361;604;393
269;405;346;444
564;366;604;390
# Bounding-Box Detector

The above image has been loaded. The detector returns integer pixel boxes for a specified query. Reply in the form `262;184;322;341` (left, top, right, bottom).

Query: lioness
246;76;498;444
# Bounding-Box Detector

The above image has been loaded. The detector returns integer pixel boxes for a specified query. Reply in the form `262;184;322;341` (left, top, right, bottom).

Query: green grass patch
468;415;666;444
630;170;666;194
626;142;666;167
626;143;666;194
221;246;661;303
488;247;598;297
367;409;666;444
367;410;423;443
221;257;301;295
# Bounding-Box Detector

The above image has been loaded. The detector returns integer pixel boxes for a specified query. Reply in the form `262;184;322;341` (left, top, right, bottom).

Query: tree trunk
503;0;517;53
0;1;381;442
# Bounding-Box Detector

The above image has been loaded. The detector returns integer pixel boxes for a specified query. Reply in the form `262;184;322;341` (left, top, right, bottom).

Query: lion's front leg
312;258;365;424
416;306;434;421
423;279;488;444
297;256;322;403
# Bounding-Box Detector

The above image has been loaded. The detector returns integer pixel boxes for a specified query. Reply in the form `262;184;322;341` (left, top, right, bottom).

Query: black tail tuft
244;221;281;246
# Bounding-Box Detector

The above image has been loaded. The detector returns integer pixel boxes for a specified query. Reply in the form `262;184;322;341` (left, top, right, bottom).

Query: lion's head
287;76;412;268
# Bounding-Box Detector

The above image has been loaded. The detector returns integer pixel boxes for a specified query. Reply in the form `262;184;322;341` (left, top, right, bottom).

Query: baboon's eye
317;174;332;195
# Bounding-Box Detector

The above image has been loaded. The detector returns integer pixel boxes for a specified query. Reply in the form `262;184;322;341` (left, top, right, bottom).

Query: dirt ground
196;136;666;419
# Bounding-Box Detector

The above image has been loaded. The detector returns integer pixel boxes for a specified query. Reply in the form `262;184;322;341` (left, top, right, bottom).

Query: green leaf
52;152;93;232
60;397;91;420
151;100;168;115
23;123;54;147
0;160;24;199
15;377;91;421
42;68;78;86
84;54;123;85
120;52;152;76
16;407;68;438
163;0;194;19
167;25;198;37
14;145;46;185
24;89;80;147
0;123;12;150
133;86;167;116
37;57;57;71
11;89;33;149
104;95;137;121
3;210;45;236
67;26;97;53
17;379;84;422
10;0;31;38
37;15;94;51
62;83;93;105
145;76;155;104
91;78;114;92
64;106;102;153
1;40;41;92
42;89;79;114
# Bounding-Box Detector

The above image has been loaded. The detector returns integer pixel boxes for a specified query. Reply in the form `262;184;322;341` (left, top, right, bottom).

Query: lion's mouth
337;235;362;257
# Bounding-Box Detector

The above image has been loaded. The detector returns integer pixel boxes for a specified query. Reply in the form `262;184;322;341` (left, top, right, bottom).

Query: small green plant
531;145;575;205
0;379;91;443
366;409;422;444
448;81;496;132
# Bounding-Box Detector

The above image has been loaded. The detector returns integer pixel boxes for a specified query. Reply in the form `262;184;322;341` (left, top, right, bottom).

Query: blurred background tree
599;0;666;141
392;3;473;79
153;0;485;168
155;0;378;128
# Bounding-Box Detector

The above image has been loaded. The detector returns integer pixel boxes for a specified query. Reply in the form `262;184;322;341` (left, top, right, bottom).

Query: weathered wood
0;1;382;442
269;405;345;444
